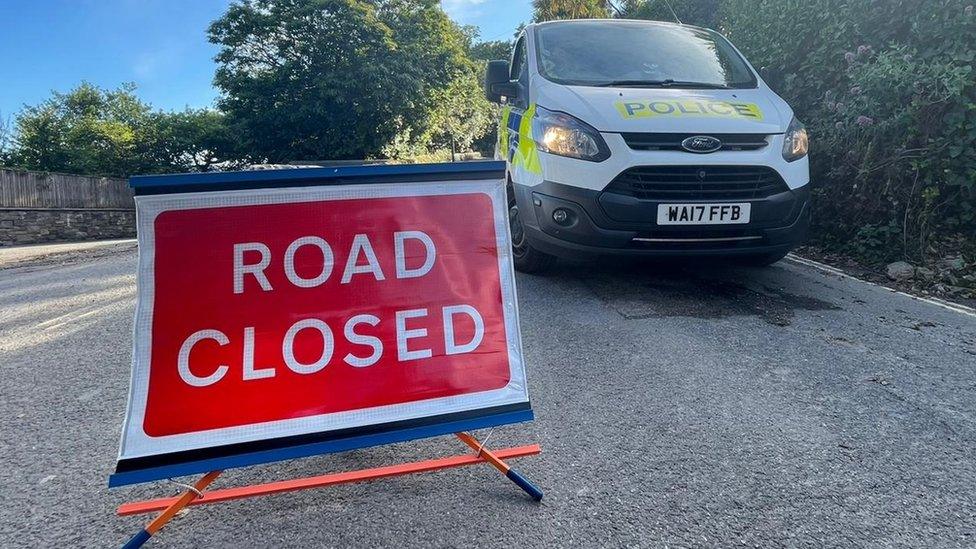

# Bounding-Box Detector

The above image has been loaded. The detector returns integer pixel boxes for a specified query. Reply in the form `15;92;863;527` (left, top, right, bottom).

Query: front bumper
514;180;811;258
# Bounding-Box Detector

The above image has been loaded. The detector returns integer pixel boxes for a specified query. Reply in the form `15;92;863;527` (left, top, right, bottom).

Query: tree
148;109;243;172
426;62;495;156
4;83;156;176
1;83;242;176
470;40;513;62
532;0;609;22
0;112;12;165
459;28;518;159
209;0;472;162
617;0;720;28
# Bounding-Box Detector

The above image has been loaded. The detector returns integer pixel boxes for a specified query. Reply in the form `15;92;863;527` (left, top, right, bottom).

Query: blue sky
0;0;531;118
442;0;531;42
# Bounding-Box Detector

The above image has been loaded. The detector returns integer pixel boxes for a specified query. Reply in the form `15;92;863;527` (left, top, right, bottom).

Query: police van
484;19;810;272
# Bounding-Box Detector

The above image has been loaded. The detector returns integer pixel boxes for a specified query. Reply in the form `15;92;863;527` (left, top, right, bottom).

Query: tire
738;250;790;266
508;184;557;274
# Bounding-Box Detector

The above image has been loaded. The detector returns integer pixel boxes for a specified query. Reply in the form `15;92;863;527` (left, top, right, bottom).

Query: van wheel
508;186;556;274
738;250;789;266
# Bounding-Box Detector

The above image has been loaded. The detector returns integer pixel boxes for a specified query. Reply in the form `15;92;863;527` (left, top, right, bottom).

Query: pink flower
856;115;874;126
857;45;872;56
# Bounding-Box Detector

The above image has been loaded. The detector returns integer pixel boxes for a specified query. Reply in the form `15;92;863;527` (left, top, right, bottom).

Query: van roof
528;18;713;34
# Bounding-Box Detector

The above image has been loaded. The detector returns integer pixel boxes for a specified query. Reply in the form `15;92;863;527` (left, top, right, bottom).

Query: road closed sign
112;164;531;486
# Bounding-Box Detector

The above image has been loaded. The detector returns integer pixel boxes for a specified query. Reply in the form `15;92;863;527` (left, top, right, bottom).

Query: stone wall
0;208;135;247
0;169;135;247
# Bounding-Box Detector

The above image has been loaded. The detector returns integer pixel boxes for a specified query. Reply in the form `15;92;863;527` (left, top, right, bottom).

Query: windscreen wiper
592;79;731;89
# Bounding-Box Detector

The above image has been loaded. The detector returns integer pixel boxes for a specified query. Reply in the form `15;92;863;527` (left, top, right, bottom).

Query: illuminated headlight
782;117;809;162
532;106;610;162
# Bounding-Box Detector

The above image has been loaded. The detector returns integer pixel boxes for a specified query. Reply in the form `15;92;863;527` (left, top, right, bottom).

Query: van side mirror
485;60;518;103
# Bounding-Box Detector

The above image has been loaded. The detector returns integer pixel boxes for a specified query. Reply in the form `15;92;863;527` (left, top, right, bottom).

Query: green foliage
431;24;497;155
148;108;245;172
1;83;240;177
718;0;976;264
0;112;13;165
470;40;513;62
618;0;719;27
382;60;495;158
533;0;609;22
209;0;473;162
424;63;495;153
5;83;151;176
458;29;515;157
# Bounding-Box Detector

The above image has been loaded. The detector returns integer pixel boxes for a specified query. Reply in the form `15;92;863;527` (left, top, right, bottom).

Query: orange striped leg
121;471;222;548
456;432;543;501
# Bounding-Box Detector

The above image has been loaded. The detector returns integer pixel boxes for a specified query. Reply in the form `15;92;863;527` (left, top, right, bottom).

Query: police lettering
617;99;763;120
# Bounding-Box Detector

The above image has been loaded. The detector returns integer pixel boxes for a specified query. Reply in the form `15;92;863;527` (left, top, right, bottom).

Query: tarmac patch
581;263;839;326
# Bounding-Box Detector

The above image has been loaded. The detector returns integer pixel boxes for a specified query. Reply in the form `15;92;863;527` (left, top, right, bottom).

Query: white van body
485;19;810;272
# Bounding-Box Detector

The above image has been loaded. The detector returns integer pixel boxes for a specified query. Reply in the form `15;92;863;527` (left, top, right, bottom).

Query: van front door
502;34;530;170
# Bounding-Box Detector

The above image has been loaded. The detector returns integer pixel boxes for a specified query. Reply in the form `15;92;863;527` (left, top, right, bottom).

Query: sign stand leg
456;432;543;501
121;471;222;549
116;437;541;545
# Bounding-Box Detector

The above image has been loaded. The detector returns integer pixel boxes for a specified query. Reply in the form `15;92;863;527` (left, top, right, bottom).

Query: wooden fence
0;168;132;210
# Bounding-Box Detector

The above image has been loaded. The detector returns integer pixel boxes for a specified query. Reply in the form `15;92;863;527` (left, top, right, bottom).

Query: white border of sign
119;179;528;460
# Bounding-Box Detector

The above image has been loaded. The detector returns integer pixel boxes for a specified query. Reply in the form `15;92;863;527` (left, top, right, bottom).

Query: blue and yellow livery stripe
499;103;543;175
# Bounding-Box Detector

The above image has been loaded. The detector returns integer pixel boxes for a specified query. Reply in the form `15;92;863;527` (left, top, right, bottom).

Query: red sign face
143;192;511;437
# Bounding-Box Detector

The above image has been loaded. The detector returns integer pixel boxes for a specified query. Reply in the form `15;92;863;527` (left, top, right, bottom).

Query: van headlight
782;117;809;162
532;106;610;162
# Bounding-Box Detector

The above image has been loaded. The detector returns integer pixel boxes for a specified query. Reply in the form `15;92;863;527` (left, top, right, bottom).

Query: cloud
441;0;488;23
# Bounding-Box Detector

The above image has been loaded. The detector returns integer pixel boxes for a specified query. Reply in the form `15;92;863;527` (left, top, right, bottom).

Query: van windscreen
535;21;757;89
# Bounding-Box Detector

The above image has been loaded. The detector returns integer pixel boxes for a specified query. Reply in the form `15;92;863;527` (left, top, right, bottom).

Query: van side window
508;35;529;108
511;36;527;81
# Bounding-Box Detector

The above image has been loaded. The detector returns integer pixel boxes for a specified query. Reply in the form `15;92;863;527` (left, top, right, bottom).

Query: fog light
552;208;571;225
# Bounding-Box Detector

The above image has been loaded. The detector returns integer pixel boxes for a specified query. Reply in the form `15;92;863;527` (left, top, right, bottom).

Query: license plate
656;203;751;225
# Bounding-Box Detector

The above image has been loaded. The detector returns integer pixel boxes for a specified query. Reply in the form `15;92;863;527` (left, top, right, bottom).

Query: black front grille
621;133;769;152
605;165;789;201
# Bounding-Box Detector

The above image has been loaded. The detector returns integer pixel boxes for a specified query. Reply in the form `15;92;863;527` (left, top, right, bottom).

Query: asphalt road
1;242;975;548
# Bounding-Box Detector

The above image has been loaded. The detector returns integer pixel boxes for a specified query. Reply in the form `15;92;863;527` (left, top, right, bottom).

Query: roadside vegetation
0;0;973;298
716;0;976;300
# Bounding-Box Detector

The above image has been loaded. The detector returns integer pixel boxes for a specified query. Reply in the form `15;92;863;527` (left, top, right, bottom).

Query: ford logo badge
681;135;722;153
